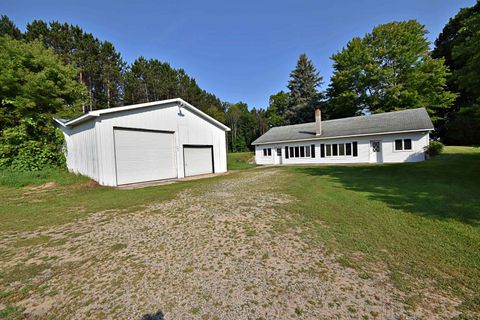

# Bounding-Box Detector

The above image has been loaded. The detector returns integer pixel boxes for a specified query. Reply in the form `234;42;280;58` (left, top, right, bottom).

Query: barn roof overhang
54;98;230;131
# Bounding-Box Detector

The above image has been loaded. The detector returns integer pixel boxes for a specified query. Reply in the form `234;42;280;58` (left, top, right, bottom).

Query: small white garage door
183;146;213;177
114;128;177;185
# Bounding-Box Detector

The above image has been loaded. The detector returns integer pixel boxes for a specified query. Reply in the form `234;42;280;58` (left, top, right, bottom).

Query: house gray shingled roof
252;108;434;145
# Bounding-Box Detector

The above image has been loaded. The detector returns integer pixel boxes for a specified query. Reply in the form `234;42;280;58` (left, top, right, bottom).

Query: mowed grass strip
227;152;256;170
279;146;480;314
0;167;89;188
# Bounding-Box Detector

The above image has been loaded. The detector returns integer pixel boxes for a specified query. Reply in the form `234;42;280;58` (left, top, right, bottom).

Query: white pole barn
54;98;230;186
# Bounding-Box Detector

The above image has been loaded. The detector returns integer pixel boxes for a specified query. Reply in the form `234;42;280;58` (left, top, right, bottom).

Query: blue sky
2;0;476;109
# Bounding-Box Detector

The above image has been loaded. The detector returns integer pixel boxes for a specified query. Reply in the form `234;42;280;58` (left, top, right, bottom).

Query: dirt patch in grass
28;182;58;191
74;180;100;190
20;182;59;198
0;169;460;319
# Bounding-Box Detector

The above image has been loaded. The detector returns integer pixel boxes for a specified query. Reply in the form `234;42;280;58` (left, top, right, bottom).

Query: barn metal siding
62;120;99;181
177;106;227;174
255;132;429;165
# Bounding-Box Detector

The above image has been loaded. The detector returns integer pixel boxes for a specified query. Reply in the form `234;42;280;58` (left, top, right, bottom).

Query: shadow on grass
291;150;480;226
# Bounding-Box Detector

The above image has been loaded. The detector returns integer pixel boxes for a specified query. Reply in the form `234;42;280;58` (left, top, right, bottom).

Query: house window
286;145;315;158
332;144;338;156
276;148;281;156
324;142;356;157
395;139;412;151
263;149;267;156
267;148;272;156
395;139;403;151
404;139;412;150
346;143;352;156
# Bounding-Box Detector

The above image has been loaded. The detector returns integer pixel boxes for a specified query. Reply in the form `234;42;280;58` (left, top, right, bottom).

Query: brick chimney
315;106;322;136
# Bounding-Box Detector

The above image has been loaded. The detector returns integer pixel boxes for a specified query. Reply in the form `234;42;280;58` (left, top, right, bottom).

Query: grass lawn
0;167;90;188
227;151;256;170
278;146;480;314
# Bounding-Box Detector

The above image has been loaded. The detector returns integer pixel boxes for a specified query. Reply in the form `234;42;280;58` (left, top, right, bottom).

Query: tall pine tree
285;53;323;124
123;57;225;121
0;15;22;39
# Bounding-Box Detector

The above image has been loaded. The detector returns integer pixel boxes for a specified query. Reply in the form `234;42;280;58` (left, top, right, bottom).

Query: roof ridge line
270;107;427;130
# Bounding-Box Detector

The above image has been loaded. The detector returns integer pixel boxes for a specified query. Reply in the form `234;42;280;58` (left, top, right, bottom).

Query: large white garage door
114;128;177;185
183;146;213;177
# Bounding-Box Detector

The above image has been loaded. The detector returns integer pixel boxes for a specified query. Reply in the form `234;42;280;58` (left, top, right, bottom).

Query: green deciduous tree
251;107;269;139
433;1;480;145
326;20;456;124
0;36;87;170
225;102;245;151
0;36;86;127
452;13;480;101
266;91;288;127
286;54;323;124
224;102;264;152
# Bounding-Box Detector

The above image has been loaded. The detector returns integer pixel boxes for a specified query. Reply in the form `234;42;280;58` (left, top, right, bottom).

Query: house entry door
370;141;383;163
275;148;282;164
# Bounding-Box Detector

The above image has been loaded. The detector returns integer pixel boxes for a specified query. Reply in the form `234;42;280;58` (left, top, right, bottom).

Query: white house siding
378;132;429;163
63;120;99;181
255;132;429;165
62;101;228;186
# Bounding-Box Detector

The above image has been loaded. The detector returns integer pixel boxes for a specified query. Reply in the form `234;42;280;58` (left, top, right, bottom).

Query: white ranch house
55;98;230;187
252;108;434;165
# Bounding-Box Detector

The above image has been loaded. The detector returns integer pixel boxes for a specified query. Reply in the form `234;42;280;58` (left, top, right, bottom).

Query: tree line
0;2;478;171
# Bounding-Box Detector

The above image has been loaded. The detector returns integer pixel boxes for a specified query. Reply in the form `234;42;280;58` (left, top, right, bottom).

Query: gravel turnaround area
0;169;458;319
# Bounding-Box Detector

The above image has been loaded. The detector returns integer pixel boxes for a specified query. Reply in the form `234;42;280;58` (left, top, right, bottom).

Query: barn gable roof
54;98;230;131
252;108;434;145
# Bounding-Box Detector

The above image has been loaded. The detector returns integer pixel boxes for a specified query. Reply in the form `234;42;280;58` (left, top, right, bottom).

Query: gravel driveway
0;169;456;319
